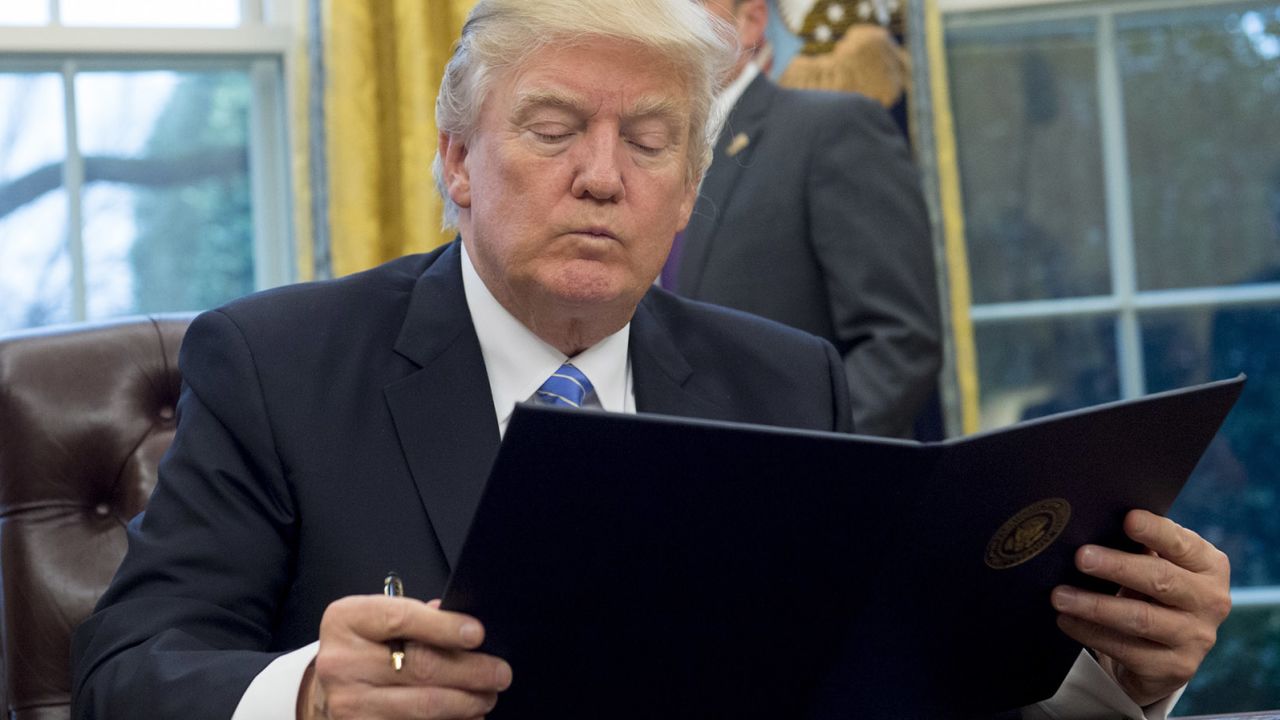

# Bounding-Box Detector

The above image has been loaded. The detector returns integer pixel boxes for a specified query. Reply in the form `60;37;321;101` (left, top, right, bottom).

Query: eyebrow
626;96;687;138
510;89;587;124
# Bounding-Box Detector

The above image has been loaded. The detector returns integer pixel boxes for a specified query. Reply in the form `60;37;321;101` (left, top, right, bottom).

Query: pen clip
383;572;404;598
382;572;408;672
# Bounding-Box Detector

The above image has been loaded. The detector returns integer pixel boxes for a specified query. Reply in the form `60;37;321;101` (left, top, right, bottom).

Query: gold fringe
779;24;910;108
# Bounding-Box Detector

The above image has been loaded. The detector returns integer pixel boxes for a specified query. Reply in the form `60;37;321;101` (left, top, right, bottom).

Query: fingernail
1079;546;1099;570
1052;587;1077;611
495;660;513;690
460;622;482;645
1130;511;1147;534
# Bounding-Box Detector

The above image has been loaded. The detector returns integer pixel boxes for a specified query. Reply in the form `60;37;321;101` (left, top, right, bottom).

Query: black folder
441;375;1244;719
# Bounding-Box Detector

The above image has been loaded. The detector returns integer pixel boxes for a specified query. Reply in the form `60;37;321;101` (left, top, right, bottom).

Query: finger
383;645;513;693
1073;545;1206;611
1055;615;1200;693
1051;586;1213;650
324;596;486;650
1125;510;1228;577
323;684;499;720
1055;613;1167;665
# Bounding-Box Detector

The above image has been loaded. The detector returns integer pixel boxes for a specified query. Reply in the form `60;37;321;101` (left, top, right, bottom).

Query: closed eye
628;139;665;156
532;130;573;143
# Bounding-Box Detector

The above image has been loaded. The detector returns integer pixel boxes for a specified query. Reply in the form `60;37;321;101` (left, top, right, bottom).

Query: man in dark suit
73;3;846;718
668;0;941;439
73;1;1231;719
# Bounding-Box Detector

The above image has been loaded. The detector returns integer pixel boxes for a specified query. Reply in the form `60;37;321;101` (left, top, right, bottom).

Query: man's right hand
299;596;513;719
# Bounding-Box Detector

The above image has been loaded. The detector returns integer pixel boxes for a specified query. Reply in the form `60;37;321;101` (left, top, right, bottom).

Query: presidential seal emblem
985;498;1072;570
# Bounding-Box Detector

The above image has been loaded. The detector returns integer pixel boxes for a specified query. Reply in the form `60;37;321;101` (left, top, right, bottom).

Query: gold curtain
293;0;476;280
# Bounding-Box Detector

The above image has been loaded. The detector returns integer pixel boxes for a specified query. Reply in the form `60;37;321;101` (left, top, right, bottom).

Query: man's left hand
1051;508;1232;707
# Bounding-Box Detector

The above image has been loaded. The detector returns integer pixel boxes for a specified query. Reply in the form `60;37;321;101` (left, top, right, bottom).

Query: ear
439;130;472;208
736;0;769;52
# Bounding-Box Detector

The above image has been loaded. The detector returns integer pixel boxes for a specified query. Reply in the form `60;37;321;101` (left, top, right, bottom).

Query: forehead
493;36;691;116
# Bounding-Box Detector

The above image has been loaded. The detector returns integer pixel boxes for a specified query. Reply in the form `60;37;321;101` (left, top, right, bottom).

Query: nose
569;126;625;203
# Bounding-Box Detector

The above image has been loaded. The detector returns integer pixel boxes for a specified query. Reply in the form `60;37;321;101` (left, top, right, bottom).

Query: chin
543;265;641;308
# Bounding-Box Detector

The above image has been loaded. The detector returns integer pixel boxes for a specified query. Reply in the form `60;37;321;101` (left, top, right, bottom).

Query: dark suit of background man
668;0;941;439
72;1;1233;719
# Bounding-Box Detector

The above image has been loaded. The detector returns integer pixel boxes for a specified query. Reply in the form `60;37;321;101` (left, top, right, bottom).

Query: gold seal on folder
985;498;1072;570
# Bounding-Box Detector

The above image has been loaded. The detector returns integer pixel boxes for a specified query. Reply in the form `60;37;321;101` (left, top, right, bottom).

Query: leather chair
0;314;192;720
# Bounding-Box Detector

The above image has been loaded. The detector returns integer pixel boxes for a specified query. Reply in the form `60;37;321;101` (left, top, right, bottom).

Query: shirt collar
460;242;632;436
711;61;760;139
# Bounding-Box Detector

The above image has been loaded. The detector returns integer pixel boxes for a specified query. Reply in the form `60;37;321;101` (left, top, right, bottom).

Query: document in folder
441;375;1244;719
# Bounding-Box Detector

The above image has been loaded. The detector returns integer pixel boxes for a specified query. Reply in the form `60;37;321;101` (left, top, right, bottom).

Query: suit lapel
385;242;501;570
630;293;733;421
677;73;776;294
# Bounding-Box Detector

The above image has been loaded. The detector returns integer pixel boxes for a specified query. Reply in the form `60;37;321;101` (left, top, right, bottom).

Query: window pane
0;0;49;25
947;21;1111;303
75;70;255;319
0;72;71;332
1143;302;1279;718
1142;304;1280;588
1178;604;1280;714
1120;3;1280;290
0;192;72;331
60;0;239;27
974;315;1120;429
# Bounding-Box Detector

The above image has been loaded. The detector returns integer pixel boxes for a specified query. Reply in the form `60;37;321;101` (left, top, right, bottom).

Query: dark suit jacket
675;74;941;438
71;241;851;719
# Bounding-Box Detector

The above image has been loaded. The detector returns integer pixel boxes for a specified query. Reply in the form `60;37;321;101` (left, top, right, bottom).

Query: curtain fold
294;0;475;279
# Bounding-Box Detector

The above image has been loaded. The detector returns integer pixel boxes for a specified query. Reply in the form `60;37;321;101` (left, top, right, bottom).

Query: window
0;0;293;334
944;0;1280;711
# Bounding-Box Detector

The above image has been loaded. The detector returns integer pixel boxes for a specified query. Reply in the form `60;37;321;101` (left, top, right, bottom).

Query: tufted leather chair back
0;314;192;720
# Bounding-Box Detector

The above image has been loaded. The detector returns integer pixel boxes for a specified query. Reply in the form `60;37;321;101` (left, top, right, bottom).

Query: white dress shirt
710;60;760;140
459;242;635;435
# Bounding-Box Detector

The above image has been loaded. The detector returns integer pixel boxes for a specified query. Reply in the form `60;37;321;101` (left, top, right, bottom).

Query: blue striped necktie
535;363;595;409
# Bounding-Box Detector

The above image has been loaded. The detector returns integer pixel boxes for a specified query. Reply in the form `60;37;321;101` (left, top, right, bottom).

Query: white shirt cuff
230;641;320;720
1024;650;1185;720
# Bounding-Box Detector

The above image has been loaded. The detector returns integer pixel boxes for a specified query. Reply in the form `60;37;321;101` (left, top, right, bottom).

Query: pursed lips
570;226;620;241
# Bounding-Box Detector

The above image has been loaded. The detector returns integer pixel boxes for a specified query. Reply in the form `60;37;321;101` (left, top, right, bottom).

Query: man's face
442;37;698;326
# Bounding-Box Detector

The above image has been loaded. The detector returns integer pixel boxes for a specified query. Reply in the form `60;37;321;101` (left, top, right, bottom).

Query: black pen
383;572;406;672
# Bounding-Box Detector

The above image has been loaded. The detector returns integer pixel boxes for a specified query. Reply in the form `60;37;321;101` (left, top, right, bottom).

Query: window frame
919;0;1280;708
0;0;296;323
945;0;1280;401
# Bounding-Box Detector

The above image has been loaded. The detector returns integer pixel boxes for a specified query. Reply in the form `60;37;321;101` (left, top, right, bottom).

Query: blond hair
432;0;737;230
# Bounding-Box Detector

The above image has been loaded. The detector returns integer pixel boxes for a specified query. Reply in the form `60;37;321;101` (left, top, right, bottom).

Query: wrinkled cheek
652;230;676;258
500;155;560;194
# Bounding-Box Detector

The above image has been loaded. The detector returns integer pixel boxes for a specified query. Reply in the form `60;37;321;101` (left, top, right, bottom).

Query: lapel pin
726;132;750;158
